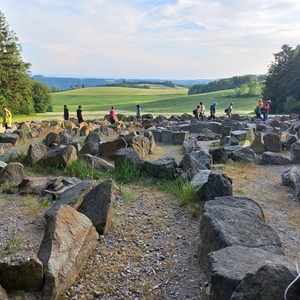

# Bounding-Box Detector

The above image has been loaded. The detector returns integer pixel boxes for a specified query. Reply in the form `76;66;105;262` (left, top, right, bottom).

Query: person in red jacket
262;100;271;121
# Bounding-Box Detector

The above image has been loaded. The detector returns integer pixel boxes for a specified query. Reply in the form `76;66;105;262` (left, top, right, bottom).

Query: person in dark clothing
77;105;84;124
207;102;217;120
63;105;69;121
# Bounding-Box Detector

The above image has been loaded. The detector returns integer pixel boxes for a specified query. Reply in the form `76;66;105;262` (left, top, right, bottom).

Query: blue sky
1;0;300;79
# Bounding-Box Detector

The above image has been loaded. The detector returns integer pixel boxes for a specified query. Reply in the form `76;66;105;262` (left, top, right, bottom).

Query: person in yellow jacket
2;105;12;129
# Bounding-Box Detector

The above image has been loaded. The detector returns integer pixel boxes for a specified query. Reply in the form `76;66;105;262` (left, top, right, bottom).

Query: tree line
0;11;51;114
188;75;265;97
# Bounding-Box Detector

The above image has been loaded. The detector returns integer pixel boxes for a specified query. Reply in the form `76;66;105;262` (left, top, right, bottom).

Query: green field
14;85;260;122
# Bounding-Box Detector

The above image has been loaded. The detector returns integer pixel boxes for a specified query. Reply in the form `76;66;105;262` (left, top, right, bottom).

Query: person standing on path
199;102;205;121
208;102;217;120
109;106;116;124
77;105;84;124
136;105;141;122
63;105;69;121
2;105;12;129
261;100;271;121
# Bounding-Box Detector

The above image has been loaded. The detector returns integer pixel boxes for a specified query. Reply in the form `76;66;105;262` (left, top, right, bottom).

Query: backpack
193;109;197;115
260;106;265;114
224;108;228;113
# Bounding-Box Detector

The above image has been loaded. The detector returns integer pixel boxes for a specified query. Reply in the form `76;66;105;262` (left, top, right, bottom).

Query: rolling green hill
50;85;258;117
14;85;260;122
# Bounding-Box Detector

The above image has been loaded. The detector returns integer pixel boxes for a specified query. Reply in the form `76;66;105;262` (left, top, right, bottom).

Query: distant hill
32;75;214;91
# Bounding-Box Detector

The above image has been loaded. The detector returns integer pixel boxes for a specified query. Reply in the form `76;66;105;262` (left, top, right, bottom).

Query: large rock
178;153;207;181
0;133;19;146
0;162;24;185
19;177;49;195
81;154;114;171
208;246;295;300
282;134;297;150
263;132;282;152
281;166;300;198
38;145;78;168
230;260;300;300
24;143;47;166
44;179;97;219
98;138;127;159
78;178;123;234
38;205;99;300
250;133;265;154
290;140;300;164
199;196;284;272
0;254;43;292
228;147;260;164
260;151;291;165
130;135;150;158
144;157;178;180
190;150;213;169
111;147;145;172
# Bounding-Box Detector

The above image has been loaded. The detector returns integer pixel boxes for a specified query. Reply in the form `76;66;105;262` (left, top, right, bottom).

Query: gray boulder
260;151;291;165
0;162;24;185
199;196;284;272
44;179;97;219
190;150;213;169
98;138;127;159
0;133;19;146
0;254;43;292
290;140;300;164
263;132;282;152
228;147;260;164
178;153;207;181
144;157;178;180
208;246;295;300
282;134;297;150
281;166;300;198
78;178;123;234
230;260;300;300
38;205;99;300
81;154;114;171
38;145;78;168
24;143;47;166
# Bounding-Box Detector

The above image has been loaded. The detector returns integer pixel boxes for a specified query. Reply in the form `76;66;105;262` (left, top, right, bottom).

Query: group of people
255;99;271;121
63;104;142;125
193;101;234;121
63;104;84;124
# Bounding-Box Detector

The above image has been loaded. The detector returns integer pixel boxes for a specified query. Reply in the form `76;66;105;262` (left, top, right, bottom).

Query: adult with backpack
193;105;200;120
225;102;234;120
207;102;217;120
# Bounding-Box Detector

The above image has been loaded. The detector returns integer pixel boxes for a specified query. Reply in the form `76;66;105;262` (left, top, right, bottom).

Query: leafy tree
0;10;34;114
262;44;300;113
32;80;52;113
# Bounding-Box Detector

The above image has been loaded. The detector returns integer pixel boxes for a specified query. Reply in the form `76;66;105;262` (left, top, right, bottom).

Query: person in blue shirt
208;102;217;120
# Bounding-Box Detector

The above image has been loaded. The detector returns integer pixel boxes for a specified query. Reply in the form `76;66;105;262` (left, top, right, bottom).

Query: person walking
136;105;141;122
199;102;205;121
63;105;69;121
208;102;217;120
226;102;234;120
261;100;271;121
77;105;84;124
109;106;116;124
2;105;12;129
256;99;263;119
194;105;200;120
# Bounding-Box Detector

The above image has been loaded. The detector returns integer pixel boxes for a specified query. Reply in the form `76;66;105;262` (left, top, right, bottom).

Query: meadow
15;84;260;122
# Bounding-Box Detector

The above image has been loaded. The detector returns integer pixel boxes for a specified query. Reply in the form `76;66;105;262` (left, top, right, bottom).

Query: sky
1;0;300;80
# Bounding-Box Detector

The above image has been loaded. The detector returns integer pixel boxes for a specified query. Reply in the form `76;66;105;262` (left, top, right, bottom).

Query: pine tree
0;10;34;114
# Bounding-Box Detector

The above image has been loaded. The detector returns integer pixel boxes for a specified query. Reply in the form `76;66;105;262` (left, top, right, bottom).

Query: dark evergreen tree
0;10;35;114
32;80;52;113
262;44;300;113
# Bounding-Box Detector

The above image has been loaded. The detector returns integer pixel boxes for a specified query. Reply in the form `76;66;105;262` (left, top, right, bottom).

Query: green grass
11;86;261;122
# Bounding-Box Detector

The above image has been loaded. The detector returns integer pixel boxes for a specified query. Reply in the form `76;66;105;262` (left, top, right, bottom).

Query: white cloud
1;0;300;78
